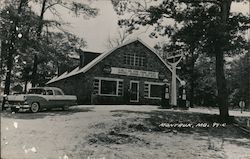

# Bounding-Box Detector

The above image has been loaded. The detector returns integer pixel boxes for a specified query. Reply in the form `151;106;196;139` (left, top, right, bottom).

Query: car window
28;89;46;95
54;90;63;95
46;90;53;95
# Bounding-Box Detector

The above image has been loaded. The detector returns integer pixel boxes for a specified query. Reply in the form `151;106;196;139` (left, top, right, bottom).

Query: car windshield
28;89;46;95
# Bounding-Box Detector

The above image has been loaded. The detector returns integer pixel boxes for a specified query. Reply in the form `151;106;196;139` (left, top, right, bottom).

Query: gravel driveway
1;105;250;159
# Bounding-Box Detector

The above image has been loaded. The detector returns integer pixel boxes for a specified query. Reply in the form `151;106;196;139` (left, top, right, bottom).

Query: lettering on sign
111;67;159;79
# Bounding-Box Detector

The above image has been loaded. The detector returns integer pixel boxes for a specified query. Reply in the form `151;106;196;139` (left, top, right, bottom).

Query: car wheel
11;107;19;113
30;102;40;113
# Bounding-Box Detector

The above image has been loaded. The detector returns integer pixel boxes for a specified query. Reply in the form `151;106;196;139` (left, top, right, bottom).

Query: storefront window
144;82;163;99
150;85;162;98
93;78;123;96
100;80;117;95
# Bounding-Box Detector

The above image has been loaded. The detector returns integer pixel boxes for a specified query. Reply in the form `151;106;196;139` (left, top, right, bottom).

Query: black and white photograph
0;0;250;158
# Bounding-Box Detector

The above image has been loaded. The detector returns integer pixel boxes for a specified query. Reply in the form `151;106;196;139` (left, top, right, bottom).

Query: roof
62;66;80;79
54;71;68;81
69;50;102;59
46;38;182;84
46;76;58;84
30;87;62;91
79;50;103;55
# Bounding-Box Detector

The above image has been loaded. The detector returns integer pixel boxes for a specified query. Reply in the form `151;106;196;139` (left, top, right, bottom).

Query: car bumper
5;102;30;109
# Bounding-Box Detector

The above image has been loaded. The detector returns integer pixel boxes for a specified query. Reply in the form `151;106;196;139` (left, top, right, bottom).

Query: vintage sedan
5;87;77;113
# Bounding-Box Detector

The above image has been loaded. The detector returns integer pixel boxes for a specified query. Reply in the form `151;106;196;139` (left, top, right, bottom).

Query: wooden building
46;39;182;105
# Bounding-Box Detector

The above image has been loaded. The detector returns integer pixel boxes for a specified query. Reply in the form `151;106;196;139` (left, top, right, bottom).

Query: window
144;82;164;99
93;78;123;96
54;90;63;95
123;53;146;66
28;89;46;95
101;80;117;95
150;85;162;98
46;90;53;95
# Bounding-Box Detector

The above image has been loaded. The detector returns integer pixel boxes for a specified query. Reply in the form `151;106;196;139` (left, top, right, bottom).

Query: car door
45;89;55;108
53;89;65;107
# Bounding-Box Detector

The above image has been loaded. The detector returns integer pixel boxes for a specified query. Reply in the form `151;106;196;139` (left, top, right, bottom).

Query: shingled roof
46;38;182;84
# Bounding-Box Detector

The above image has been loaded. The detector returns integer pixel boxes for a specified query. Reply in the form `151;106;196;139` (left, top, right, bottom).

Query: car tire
30;102;40;113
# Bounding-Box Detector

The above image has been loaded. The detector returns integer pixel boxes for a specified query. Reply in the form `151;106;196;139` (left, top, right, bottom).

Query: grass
87;110;250;146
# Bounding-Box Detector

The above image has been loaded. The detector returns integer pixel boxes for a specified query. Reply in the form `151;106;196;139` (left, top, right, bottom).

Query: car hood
7;94;27;101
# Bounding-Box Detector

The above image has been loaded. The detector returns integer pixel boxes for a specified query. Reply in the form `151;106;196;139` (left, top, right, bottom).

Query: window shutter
118;81;123;96
144;83;149;97
93;79;99;94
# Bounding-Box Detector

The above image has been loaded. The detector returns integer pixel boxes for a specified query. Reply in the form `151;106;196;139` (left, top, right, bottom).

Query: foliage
112;0;249;56
0;0;98;93
0;1;37;86
227;54;249;107
106;27;132;49
111;0;250;115
38;0;99;19
194;55;217;106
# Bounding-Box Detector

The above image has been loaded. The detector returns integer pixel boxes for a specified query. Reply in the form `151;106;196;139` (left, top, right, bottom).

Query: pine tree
112;0;250;120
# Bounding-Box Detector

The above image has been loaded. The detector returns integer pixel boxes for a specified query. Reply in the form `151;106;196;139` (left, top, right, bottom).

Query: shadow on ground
0;106;94;120
86;109;250;148
110;109;250;138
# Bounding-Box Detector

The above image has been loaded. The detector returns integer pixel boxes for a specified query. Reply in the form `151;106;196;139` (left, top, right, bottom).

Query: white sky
36;0;249;52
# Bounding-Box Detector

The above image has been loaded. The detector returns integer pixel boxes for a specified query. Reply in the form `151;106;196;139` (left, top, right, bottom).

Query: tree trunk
4;0;27;94
0;40;4;78
37;0;47;37
2;0;27;110
30;0;47;86
247;1;250;110
247;40;250;110
31;54;38;87
189;49;195;107
215;0;232;120
4;43;13;95
24;79;28;93
215;46;229;119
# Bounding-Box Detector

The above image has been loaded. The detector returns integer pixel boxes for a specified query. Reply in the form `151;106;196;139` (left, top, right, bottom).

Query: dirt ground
1;105;250;159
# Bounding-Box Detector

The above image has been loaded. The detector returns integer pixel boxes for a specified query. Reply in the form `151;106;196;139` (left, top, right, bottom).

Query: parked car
5;87;77;113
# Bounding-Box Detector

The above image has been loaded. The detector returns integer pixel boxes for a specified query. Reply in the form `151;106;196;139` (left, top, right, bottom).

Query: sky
37;0;249;53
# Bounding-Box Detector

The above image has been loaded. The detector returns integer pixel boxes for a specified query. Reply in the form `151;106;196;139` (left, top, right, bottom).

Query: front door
130;81;139;102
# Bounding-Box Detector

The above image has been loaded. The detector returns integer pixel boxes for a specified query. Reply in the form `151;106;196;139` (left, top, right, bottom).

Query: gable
47;38;182;84
91;41;170;76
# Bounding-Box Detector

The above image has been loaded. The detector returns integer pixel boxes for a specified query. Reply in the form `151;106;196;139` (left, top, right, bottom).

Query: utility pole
247;0;250;109
0;40;2;80
166;52;184;106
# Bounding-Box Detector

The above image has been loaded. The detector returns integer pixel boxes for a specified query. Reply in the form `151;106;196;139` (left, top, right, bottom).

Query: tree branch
178;0;221;5
44;1;60;12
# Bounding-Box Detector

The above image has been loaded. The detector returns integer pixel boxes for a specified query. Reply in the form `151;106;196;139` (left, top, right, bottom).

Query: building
46;39;182;105
57;50;101;75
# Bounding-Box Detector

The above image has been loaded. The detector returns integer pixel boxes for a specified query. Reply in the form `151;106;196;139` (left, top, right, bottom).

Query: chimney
79;52;85;68
57;62;67;76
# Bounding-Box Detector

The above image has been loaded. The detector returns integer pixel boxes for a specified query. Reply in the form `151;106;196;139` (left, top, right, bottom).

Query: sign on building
111;67;159;79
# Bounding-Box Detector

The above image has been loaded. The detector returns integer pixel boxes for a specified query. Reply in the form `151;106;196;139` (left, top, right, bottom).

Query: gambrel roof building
47;38;182;105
